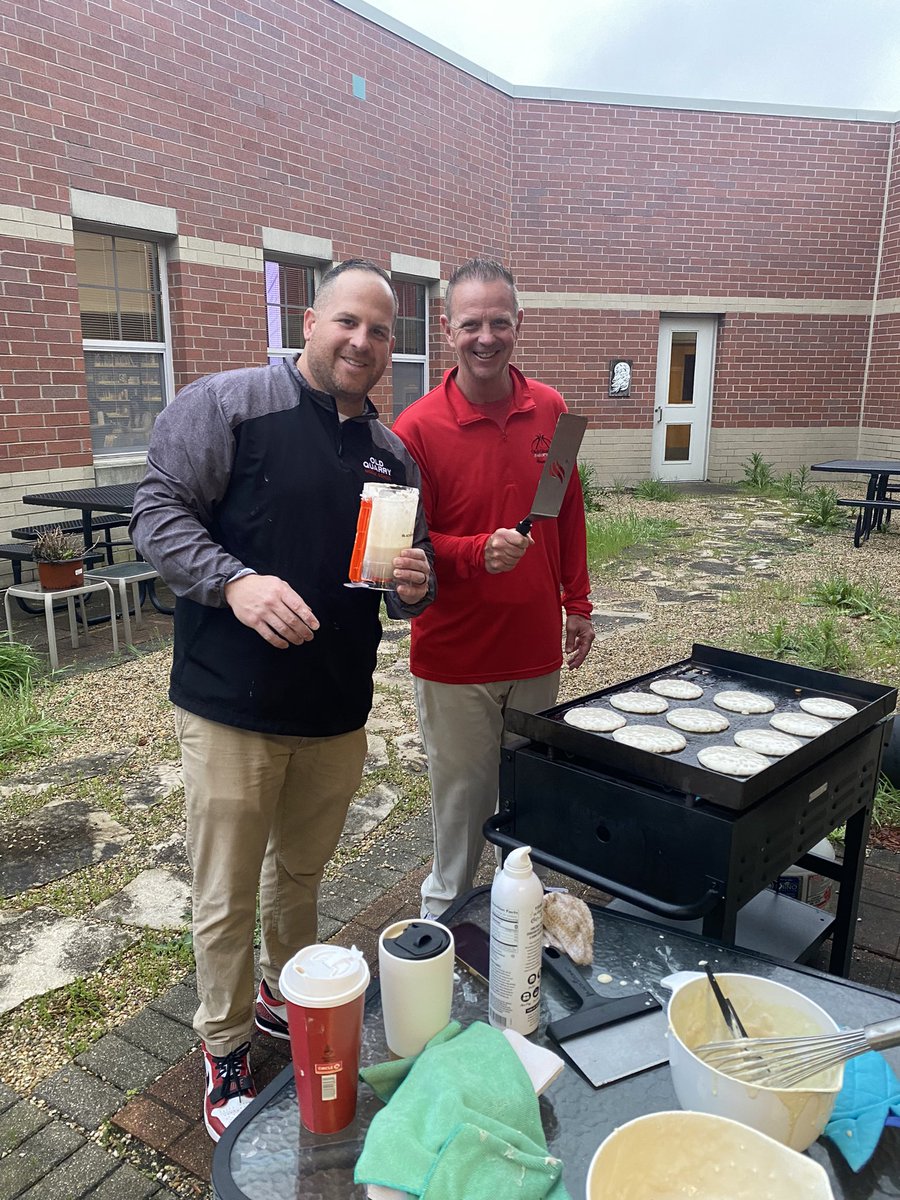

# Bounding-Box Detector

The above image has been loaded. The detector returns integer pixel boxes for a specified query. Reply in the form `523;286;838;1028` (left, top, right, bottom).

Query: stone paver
92;869;191;931
0;800;131;897
0;1120;84;1198
77;1034;168;1093
148;979;197;1028
17;1139;117;1199
113;1097;192;1149
0;909;136;1016
34;1063;127;1130
89;1162;163;1200
0;1100;49;1155
0;1081;19;1114
118;1009;198;1063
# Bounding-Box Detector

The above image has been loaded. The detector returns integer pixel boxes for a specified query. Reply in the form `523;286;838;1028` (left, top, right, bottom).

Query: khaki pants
176;708;367;1055
414;672;560;918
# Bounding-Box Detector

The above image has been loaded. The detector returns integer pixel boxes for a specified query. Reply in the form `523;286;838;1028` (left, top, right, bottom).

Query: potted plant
32;526;89;590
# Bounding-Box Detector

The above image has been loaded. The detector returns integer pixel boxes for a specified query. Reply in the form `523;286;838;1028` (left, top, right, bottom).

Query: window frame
391;278;429;419
264;256;320;364
76;232;174;462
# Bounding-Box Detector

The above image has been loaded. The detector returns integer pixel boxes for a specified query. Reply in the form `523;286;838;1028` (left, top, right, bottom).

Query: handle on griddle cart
484;811;723;921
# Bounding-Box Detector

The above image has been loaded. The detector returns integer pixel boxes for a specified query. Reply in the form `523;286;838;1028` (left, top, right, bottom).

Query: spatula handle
864;1015;900;1052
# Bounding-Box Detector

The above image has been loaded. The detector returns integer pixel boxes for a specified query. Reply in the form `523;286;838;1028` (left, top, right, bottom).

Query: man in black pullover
131;260;434;1140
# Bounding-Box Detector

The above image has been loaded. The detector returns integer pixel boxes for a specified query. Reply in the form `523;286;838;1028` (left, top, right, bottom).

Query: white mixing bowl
585;1110;835;1199
667;972;843;1152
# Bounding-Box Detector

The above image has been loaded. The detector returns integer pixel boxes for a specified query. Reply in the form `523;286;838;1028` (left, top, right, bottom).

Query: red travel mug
279;944;370;1134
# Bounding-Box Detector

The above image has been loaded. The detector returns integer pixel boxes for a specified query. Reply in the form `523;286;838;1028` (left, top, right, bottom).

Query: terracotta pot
36;559;85;590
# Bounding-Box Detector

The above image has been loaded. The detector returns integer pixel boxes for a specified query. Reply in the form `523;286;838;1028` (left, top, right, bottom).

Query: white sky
365;0;900;111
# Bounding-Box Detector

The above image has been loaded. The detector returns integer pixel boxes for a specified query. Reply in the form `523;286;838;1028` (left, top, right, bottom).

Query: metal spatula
695;1015;900;1088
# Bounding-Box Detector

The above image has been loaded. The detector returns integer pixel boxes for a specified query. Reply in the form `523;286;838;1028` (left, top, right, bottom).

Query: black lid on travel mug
382;922;451;961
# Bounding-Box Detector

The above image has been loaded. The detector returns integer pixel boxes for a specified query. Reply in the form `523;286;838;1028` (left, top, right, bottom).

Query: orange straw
348;497;372;582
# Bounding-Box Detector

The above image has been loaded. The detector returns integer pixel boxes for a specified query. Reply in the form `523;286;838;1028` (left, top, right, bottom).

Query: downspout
857;121;895;455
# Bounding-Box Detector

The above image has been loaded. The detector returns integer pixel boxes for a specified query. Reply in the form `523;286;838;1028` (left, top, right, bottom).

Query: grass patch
0;637;41;696
15;929;195;1057
578;461;603;512
633;477;678;502
0;637;70;772
796;486;845;530
585;512;681;572
874;775;900;832
745;616;856;672
0;692;69;768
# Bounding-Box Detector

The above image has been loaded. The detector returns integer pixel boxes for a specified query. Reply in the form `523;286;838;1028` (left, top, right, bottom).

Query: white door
650;316;717;481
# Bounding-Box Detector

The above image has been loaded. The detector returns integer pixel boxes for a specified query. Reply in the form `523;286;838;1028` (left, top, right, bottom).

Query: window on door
266;260;316;363
392;280;427;418
75;230;171;457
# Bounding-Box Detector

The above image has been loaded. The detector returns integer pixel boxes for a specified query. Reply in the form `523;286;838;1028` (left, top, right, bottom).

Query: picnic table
17;483;173;615
21;482;138;549
810;460;900;547
211;887;900;1200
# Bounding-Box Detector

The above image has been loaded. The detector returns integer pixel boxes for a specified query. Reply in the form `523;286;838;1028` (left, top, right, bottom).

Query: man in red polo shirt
393;257;594;918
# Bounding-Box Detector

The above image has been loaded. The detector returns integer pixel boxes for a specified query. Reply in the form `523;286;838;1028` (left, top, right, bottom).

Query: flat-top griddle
505;644;896;812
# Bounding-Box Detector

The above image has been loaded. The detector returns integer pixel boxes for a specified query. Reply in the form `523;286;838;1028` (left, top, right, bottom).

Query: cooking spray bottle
488;845;543;1034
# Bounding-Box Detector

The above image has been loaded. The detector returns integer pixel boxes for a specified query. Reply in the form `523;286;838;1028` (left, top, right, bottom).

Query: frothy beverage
347;483;418;588
279;944;370;1134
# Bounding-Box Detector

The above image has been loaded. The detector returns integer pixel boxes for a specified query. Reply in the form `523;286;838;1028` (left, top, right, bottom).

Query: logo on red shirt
531;433;551;463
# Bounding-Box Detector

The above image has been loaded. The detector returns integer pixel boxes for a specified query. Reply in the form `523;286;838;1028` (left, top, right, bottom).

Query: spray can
488;845;544;1034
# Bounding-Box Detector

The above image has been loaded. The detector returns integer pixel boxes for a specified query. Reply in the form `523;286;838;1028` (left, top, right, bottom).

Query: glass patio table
212;887;900;1200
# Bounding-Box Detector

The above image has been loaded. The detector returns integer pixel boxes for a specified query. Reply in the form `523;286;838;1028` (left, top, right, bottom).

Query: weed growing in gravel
742;453;777;493
794;617;856;672
746;616;856;672
806;576;888;617
607;476;630;495
750;620;793;659
779;466;811;499
875;775;900;831
578;461;603;512
585;512;681;572
796;486;846;530
633;477;678;502
19;929;196;1056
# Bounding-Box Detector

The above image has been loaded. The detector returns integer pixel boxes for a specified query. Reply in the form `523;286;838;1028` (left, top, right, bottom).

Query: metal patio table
211;887;900;1200
22;482;138;547
20;483;172;614
810;459;900;546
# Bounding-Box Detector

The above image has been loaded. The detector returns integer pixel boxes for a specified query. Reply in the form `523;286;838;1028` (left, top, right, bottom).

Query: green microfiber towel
354;1020;570;1200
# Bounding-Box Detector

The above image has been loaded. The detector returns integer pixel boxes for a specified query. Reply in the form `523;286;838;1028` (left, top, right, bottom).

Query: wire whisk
695;1015;900;1088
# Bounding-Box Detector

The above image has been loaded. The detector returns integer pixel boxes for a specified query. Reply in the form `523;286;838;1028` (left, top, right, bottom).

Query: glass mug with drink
346;482;419;589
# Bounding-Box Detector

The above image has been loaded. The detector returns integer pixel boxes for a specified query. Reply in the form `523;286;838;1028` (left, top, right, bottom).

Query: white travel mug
378;919;455;1058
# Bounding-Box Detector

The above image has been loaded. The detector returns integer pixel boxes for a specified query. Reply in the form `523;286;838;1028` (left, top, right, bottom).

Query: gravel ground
34;489;900;761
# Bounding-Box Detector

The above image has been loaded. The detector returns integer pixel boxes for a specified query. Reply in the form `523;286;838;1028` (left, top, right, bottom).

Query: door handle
655;406;663;424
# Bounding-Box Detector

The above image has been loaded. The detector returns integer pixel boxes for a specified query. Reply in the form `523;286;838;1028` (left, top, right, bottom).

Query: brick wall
713;314;869;428
510;104;888;299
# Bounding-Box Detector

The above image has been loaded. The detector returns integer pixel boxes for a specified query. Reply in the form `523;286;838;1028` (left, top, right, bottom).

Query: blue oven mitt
822;1050;900;1171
